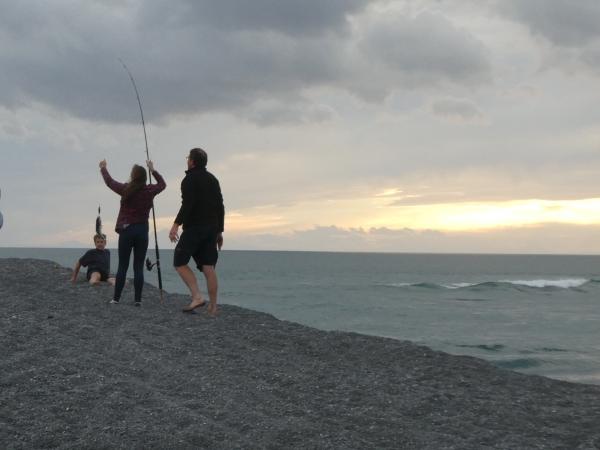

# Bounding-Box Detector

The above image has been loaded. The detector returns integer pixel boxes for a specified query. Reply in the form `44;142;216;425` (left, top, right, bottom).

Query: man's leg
201;265;218;315
89;272;102;285
175;264;205;307
174;228;205;309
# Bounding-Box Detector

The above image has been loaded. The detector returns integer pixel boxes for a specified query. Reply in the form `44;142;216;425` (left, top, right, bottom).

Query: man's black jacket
175;167;224;232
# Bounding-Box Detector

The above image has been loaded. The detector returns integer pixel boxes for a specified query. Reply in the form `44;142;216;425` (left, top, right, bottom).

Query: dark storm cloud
0;0;362;123
0;1;492;125
0;1;145;121
498;1;600;74
141;0;367;36
356;12;490;89
500;0;600;47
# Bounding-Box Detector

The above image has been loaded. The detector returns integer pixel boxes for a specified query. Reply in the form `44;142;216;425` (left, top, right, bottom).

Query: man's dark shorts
174;225;219;270
86;270;109;281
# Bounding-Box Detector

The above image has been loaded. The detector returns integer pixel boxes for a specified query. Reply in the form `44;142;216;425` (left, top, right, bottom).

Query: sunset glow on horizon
224;196;600;234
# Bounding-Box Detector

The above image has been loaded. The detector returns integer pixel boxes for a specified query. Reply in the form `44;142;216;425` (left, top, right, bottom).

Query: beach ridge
1;258;599;449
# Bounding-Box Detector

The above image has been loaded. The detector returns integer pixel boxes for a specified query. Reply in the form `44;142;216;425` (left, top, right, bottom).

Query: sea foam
498;278;589;289
385;278;590;290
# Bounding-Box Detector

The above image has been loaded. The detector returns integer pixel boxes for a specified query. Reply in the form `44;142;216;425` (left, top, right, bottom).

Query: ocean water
2;248;600;385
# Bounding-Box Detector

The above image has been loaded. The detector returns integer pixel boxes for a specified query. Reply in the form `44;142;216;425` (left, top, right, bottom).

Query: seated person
71;234;115;285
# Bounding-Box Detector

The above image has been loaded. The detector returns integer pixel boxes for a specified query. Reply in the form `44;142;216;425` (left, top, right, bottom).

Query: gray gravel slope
1;258;600;449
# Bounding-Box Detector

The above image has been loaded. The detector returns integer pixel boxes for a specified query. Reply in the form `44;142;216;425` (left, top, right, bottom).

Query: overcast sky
2;0;600;253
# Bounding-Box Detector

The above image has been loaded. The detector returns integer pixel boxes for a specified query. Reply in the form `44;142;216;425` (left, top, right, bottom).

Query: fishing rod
0;189;3;230
118;58;164;303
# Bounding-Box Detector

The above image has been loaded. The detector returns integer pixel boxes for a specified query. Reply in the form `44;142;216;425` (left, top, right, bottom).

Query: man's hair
189;148;208;168
93;234;106;242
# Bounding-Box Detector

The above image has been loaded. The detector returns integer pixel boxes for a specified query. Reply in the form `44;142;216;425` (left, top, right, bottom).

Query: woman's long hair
122;165;147;202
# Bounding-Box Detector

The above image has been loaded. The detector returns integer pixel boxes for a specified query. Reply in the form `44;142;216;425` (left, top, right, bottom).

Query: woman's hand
99;159;107;169
146;160;154;172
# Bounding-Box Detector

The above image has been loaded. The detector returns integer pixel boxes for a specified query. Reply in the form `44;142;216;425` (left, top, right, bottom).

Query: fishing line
118;58;164;303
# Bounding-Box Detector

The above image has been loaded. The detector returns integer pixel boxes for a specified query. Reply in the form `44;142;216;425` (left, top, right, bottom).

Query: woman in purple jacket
100;159;166;306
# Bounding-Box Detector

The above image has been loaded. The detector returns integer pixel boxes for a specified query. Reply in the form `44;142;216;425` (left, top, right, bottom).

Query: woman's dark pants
113;223;149;302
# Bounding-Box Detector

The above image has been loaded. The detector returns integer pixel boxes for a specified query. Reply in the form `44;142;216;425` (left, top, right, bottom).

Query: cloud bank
0;0;491;125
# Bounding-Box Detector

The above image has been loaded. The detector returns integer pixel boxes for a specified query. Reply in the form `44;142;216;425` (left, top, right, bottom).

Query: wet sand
1;258;600;449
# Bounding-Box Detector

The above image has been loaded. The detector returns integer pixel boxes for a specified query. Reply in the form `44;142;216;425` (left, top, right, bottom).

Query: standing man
169;148;224;316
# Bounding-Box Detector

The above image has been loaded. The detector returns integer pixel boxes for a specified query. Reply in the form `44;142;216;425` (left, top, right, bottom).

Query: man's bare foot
207;302;218;316
182;295;206;313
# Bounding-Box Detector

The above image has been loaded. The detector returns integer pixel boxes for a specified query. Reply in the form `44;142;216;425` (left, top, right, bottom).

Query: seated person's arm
71;261;81;283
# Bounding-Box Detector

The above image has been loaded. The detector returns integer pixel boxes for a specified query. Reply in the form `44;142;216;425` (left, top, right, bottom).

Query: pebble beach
1;258;600;449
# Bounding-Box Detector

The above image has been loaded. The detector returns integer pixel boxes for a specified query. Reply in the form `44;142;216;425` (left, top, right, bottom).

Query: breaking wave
384;278;591;291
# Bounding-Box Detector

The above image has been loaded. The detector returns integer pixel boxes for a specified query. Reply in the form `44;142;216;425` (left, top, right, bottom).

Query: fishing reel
145;258;159;272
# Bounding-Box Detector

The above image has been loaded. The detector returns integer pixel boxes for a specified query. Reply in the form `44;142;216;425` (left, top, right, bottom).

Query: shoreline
4;245;600;256
2;258;600;449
